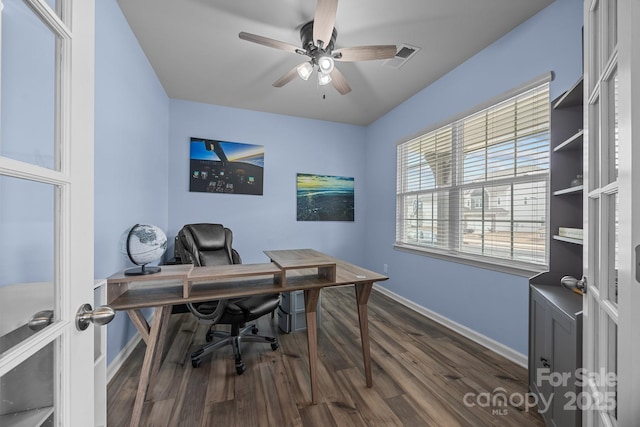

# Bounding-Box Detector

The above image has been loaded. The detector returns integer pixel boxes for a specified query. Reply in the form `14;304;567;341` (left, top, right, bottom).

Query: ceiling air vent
383;44;420;69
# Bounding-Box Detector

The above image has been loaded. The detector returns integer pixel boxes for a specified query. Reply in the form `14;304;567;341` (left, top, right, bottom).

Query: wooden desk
106;249;388;427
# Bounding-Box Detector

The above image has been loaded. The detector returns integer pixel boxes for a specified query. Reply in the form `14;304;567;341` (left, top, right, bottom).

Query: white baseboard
107;312;155;384
373;284;528;368
107;332;143;384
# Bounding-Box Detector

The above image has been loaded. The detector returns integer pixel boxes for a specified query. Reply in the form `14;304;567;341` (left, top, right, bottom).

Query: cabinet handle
540;356;551;368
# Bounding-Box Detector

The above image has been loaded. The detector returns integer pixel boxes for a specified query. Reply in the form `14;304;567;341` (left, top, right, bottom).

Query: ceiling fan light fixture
318;72;332;86
238;2;397;96
297;62;314;81
317;55;335;74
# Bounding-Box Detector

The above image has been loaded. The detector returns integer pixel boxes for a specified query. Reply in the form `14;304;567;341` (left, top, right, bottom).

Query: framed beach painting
296;173;354;221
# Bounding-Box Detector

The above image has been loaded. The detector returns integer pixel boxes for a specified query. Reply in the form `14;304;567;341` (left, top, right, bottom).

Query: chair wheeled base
191;323;279;374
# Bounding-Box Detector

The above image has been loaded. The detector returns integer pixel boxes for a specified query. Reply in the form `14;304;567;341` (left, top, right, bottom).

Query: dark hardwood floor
107;287;544;426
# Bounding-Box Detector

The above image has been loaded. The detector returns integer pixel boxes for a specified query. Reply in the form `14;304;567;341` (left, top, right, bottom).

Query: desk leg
355;282;373;388
127;309;150;344
303;288;321;404
128;305;172;427
146;305;172;397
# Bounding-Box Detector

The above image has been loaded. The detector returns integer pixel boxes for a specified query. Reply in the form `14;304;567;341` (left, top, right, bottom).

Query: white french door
0;0;99;426
583;0;640;425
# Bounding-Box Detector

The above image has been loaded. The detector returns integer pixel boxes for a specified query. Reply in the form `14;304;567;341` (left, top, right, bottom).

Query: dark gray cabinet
529;283;582;427
549;77;584;279
528;77;585;426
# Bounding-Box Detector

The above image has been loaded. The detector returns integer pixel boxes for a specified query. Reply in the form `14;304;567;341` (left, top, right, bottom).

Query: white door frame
0;0;98;425
583;0;640;425
66;0;98;424
614;0;640;423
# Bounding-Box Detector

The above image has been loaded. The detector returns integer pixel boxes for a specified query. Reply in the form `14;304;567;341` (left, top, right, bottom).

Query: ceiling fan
238;0;397;95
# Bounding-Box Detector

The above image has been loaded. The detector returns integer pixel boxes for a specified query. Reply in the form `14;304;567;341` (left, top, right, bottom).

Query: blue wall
167;101;367;265
95;0;170;364
89;0;581;365
95;0;366;365
363;0;583;355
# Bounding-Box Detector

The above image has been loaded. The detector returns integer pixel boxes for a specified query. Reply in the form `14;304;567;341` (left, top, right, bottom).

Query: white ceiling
117;0;554;126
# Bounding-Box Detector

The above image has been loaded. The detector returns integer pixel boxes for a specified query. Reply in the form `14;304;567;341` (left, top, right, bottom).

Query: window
396;82;550;271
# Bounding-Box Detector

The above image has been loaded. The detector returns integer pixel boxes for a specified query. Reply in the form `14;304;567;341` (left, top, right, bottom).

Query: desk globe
120;224;168;275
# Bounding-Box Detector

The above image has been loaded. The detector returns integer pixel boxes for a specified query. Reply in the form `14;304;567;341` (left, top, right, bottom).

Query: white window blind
396;82;550;270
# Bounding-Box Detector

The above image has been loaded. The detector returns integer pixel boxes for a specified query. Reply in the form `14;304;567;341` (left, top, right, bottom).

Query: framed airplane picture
189;137;264;195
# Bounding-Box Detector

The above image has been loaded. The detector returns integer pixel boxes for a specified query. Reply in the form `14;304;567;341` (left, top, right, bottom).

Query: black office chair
175;223;280;373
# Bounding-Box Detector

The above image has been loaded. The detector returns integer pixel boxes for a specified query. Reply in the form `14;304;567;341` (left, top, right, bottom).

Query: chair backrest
176;223;241;267
175;224;241;321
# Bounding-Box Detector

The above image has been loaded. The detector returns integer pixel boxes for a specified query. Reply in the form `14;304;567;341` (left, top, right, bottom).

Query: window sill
393;243;548;278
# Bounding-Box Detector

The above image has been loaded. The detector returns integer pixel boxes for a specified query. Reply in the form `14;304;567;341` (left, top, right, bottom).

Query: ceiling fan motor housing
300;21;337;52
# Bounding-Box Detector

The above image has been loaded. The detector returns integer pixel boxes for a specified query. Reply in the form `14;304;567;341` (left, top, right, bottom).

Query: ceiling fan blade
313;0;338;49
239;32;301;54
333;45;398;62
330;67;351;95
272;64;301;88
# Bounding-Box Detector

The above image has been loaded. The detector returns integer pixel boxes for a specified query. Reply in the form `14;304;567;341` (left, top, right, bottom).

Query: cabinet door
549;307;579;427
529;291;551;399
529;288;580;427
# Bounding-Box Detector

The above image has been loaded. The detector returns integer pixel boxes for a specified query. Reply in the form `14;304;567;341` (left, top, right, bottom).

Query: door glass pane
607;317;618;421
610;193;619;304
589;99;601;190
44;0;57;14
592;302;600;370
606;0;618;57
0;176;55;357
40;0;64;22
0;342;54;425
1;0;58;170
589;4;601;94
593;413;604;427
603;68;619;186
610;71;619;182
590;197;600;290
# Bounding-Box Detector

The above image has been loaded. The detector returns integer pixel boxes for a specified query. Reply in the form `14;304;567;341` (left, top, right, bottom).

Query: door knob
561;275;586;292
76;303;115;331
28;310;54;331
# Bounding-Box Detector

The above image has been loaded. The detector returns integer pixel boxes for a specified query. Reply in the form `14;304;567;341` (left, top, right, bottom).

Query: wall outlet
383;264;388;274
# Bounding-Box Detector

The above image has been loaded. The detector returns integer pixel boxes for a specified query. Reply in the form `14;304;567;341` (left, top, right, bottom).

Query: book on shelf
558;227;583;240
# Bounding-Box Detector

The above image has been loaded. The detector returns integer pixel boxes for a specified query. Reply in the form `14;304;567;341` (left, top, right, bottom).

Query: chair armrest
187;300;228;324
232;249;242;264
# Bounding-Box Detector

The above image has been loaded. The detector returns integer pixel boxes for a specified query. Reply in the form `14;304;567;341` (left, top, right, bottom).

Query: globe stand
123;224;166;276
124;264;162;276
